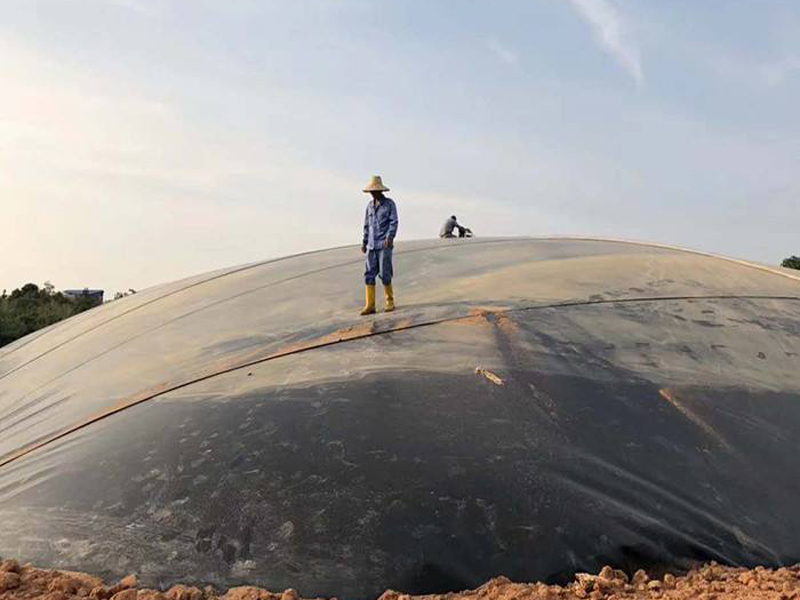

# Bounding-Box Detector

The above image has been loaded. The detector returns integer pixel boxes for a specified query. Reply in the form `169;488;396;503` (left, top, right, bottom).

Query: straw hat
363;175;390;193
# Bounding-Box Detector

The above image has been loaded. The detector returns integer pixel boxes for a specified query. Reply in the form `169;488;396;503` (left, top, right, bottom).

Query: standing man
360;175;399;315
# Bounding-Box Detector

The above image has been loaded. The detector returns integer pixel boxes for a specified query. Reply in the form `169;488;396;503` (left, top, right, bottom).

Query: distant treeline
0;283;102;348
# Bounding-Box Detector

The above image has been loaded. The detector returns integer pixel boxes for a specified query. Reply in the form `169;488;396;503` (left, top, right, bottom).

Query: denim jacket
362;197;399;250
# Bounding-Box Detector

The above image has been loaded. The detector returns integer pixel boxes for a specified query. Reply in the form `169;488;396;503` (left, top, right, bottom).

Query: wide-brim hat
363;175;390;193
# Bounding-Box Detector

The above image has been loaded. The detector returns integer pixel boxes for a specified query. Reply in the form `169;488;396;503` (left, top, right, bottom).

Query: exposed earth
1;558;799;600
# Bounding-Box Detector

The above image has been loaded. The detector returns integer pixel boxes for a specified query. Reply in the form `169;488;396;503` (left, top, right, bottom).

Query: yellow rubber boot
383;284;395;312
359;285;376;316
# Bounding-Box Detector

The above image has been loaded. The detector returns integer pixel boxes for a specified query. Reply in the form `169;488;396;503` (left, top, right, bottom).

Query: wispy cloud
486;38;519;67
567;0;643;87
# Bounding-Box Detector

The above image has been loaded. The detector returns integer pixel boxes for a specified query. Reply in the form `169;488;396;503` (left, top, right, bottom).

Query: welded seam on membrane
1;293;798;470
0;238;543;379
3;236;800;382
1;239;574;403
0;245;359;366
0;238;542;362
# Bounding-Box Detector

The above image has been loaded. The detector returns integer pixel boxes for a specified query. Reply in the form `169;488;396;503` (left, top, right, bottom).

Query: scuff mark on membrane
658;388;730;450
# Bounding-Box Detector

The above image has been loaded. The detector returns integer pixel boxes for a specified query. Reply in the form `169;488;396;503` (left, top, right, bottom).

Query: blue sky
1;0;798;294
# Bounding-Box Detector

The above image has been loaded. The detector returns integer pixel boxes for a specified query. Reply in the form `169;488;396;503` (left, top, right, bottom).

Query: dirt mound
2;558;799;600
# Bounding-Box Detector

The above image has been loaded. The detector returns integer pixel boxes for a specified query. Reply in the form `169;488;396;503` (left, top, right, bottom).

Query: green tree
0;282;102;348
782;256;800;270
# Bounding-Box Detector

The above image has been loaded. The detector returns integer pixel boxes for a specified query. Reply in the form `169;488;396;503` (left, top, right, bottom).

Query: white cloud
567;0;643;87
486;39;519;67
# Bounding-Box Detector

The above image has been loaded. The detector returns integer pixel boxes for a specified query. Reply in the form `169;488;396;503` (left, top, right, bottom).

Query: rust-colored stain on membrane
494;312;522;340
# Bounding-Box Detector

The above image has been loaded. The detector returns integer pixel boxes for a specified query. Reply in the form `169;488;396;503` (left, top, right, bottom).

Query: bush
781;256;800;271
0;283;102;348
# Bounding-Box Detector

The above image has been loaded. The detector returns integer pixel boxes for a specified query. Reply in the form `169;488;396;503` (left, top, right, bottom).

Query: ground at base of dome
1;558;799;600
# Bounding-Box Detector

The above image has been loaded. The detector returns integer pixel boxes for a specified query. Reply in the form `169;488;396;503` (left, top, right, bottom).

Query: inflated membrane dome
1;238;800;598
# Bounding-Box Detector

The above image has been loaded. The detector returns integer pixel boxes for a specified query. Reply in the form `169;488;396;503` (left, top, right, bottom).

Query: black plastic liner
1;238;799;599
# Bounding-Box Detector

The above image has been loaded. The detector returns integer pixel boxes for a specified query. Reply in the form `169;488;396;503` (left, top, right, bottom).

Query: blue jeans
365;248;393;285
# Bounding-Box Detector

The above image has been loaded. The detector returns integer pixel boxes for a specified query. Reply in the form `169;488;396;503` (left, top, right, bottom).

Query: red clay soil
1;557;799;600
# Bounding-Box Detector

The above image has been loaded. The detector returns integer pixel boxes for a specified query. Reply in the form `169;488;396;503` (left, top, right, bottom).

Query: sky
1;0;799;295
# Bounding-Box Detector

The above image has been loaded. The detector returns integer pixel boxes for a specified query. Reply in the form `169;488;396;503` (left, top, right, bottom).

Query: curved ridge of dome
2;236;798;378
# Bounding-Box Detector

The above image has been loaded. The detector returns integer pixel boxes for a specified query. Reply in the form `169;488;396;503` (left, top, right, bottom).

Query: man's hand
361;244;367;254
384;238;393;249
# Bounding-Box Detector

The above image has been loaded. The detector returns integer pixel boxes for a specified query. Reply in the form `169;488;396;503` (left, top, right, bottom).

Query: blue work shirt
362;196;399;250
